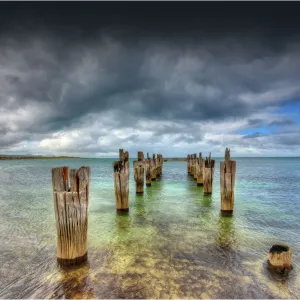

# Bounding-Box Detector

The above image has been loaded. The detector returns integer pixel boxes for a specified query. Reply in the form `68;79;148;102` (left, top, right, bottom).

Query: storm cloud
1;2;300;157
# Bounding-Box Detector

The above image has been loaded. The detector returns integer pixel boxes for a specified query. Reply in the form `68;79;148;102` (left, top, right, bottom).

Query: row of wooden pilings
51;150;163;265
113;149;164;211
51;149;292;274
187;148;236;214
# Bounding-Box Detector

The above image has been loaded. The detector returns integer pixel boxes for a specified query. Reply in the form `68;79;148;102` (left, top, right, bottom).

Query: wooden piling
203;153;215;195
133;152;145;195
156;154;163;177
52;165;90;265
145;156;152;187
196;152;204;186
160;154;164;175
113;149;130;211
220;148;236;213
151;154;157;181
187;154;191;174
190;154;194;176
268;244;292;272
193;153;198;181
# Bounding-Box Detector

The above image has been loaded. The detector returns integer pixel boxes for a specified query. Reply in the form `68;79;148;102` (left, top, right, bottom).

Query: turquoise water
0;158;299;298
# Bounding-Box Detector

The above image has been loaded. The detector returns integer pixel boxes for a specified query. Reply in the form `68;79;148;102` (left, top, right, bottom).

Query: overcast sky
1;2;300;157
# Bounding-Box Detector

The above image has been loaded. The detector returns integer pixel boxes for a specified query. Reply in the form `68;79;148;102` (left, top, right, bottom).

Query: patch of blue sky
239;127;270;135
276;102;300;124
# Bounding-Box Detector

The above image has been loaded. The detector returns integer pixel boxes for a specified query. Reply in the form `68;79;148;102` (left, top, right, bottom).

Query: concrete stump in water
113;149;130;212
268;244;292;272
203;153;215;195
196;152;204;186
133;151;145;195
52;166;90;265
220;148;236;214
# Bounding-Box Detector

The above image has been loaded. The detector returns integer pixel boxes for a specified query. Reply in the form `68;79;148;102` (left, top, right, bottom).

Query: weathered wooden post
159;154;164;175
203;153;215;195
190;154;194;176
196;152;204;186
187;154;190;174
133;151;145;195
52;165;90;265
220;148;236;213
268;244;292;272
145;153;152;187
113;149;130;212
156;154;161;178
193;153;198;181
151;154;157;181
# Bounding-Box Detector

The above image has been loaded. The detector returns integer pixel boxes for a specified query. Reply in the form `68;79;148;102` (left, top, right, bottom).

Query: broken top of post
138;151;144;161
225;147;230;162
52;166;90;265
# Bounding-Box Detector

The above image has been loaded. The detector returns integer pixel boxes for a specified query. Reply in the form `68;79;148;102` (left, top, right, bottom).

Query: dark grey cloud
269;119;295;126
1;2;300;156
242;132;268;139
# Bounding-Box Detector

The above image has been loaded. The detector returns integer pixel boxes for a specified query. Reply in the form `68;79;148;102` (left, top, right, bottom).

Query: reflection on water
0;158;299;298
216;214;236;249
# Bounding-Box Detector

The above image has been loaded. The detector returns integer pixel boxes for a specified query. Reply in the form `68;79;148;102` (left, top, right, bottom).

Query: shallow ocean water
0;158;299;299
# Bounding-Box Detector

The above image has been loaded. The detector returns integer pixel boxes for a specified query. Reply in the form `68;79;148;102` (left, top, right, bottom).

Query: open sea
0;158;299;299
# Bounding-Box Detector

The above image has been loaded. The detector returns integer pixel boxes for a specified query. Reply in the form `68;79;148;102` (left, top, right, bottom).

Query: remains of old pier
145;153;152;187
203;153;215;195
220;148;236;213
151;154;157;181
52;166;90;265
196;152;204;186
113;149;130;211
187;154;191;174
133;151;145;195
268;244;292;272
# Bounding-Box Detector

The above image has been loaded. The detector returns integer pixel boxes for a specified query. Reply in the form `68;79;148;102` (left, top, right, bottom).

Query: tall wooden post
187;154;191;174
113;149;130;211
156;154;163;177
203;153;215;195
156;154;161;178
52;166;90;265
196;152;204;186
145;155;152;187
151;154;157;181
193;153;198;181
220;148;236;213
190;154;194;176
133;151;145;195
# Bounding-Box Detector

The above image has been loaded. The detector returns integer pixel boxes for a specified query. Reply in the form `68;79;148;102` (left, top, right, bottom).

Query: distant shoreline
0;156;81;160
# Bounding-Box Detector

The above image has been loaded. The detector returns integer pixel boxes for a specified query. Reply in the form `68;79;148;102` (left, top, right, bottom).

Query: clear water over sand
0;158;299;298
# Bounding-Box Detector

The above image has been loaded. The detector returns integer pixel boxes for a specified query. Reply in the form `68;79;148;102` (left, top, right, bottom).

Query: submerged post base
204;192;212;196
146;183;151;187
57;252;88;266
221;209;233;214
151;178;156;181
117;208;129;212
197;183;203;186
136;192;144;195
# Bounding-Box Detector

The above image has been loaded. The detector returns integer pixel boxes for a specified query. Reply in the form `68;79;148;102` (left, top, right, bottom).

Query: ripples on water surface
0;158;299;298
